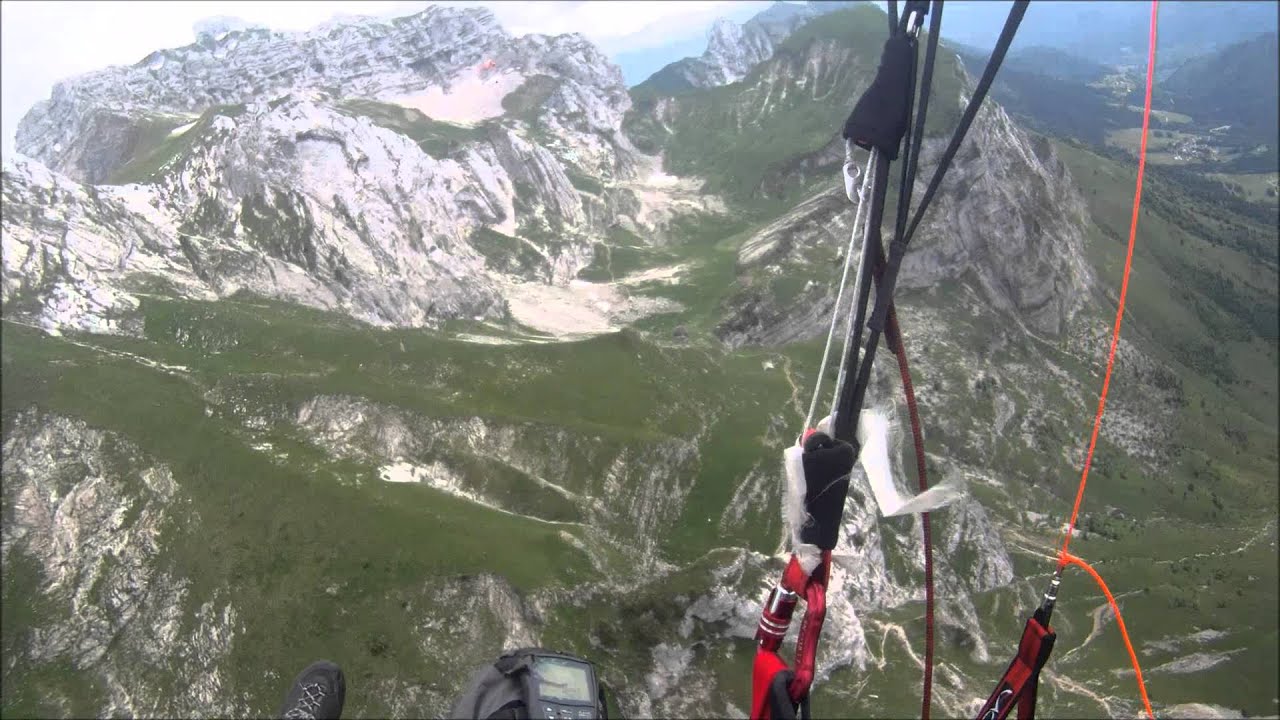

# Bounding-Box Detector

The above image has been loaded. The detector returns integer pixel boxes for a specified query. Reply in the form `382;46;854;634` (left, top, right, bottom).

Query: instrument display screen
533;657;593;704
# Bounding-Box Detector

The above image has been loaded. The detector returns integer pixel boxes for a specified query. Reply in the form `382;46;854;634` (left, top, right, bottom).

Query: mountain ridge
938;0;1278;70
2;2;1277;718
632;1;859;96
15;5;633;185
5;5;731;337
1160;31;1279;146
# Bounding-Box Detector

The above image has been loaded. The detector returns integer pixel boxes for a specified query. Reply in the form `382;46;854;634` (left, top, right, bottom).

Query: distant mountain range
961;28;1278;172
939;0;1278;71
955;44;1138;148
1161;31;1279;142
618;1;1278;91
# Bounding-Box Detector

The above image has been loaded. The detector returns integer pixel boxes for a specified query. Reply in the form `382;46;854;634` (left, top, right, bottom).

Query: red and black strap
974;612;1056;720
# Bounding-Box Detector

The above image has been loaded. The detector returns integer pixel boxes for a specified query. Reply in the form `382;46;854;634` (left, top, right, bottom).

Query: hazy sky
0;0;775;158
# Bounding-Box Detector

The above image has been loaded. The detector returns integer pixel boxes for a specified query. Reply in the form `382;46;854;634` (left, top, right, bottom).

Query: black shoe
278;660;346;719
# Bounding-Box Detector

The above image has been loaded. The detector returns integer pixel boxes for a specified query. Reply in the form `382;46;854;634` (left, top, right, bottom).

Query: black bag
449;648;607;720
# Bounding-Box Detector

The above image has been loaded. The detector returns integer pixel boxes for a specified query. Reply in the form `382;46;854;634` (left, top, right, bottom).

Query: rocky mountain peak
192;15;261;43
633;1;857;93
4;4;692;336
705;17;748;58
701;18;773;86
14;4;627;185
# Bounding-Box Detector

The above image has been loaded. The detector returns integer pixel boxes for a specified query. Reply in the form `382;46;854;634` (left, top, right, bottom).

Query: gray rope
829;147;882;428
801;144;876;437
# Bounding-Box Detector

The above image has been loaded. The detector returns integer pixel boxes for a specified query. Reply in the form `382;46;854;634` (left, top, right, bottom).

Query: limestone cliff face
1;409;242;717
5;5;719;336
900;101;1094;337
15;7;633;184
719;84;1094;346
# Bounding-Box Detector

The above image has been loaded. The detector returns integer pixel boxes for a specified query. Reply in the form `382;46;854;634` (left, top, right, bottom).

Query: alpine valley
2;3;1276;718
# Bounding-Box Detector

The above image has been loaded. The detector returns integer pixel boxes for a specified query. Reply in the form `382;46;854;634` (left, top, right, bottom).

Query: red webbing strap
782;555;810;593
974;615;1056;720
788;553;831;702
750;553;832;720
752;650;791;720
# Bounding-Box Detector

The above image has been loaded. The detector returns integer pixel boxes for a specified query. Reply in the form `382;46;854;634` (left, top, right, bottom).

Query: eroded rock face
416;574;541;659
694;18;778;87
1;158;180;336
720;96;1094;348
2;410;177;669
15;6;633;185
646;2;858;90
2;96;652;333
899;102;1094;337
1;409;242;717
5;4;731;337
293;395;700;575
2;142;507;333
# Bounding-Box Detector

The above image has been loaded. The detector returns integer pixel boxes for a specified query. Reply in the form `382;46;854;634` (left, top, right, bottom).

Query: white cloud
0;0;776;158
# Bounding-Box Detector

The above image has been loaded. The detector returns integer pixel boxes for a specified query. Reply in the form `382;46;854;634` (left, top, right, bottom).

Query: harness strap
974;613;1056;720
752;651;793;720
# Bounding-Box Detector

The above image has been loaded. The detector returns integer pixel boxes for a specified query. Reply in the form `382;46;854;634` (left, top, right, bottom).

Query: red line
1061;552;1156;719
1059;0;1159;565
886;308;934;719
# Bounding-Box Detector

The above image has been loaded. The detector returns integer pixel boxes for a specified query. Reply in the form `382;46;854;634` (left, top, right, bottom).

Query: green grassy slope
337;99;496;158
0;286;804;714
1055;140;1278;462
106;106;245;185
1;317;597;716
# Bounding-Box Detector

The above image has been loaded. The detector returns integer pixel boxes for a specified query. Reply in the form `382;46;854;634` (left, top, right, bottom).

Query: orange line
1060;552;1156;719
1050;5;1159;720
1059;0;1160;563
